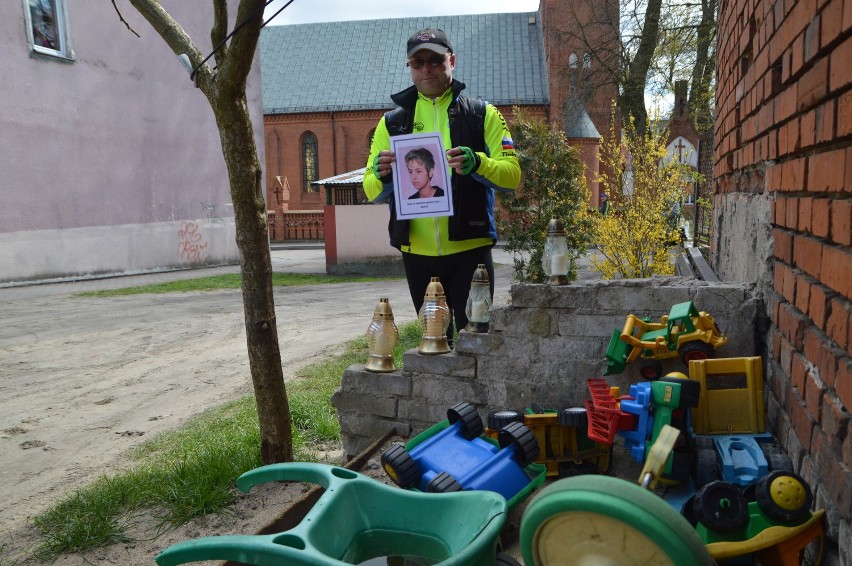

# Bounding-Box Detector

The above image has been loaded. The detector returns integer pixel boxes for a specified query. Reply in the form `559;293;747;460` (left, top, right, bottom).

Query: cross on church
675;138;688;164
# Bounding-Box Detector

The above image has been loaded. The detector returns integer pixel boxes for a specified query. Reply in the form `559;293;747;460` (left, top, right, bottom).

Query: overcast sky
264;0;541;25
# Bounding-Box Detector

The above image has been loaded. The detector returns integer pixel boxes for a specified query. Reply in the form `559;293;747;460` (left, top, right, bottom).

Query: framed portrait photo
390;132;453;220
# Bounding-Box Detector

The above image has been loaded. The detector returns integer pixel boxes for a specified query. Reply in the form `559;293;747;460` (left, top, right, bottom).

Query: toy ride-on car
605;300;728;380
381;402;544;506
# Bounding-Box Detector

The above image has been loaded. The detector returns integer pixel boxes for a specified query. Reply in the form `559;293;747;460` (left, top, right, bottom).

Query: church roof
564;103;601;139
260;13;549;114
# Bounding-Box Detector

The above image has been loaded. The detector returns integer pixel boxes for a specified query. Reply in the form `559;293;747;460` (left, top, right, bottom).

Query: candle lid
546;217;566;236
372;297;394;319
424;277;446;299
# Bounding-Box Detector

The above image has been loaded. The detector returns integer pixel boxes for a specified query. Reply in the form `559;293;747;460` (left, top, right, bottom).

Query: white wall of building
0;2;264;284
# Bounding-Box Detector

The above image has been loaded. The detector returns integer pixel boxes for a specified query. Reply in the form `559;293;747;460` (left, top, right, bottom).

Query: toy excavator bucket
604;328;631;375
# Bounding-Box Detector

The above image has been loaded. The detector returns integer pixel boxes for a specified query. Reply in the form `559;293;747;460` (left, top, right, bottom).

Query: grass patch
32;321;422;559
78;272;401;297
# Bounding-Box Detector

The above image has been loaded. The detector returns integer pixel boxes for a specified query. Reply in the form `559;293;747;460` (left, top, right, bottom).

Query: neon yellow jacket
364;84;520;256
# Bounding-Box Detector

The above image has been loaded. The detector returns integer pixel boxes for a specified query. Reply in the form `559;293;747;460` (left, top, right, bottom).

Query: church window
301;132;319;193
568;53;578;68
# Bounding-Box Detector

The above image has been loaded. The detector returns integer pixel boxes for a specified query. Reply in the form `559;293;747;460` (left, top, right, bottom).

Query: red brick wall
716;0;852;558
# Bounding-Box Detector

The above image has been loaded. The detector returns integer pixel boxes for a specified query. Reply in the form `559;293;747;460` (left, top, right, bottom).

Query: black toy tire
498;421;540;467
755;471;813;523
694;480;749;533
658;376;701;408
380;443;420;488
693;448;720;491
680;341;714;366
558;407;588;428
447;402;484;440
639;359;664;380
495;553;522;566
681;495;698;527
428;472;463;493
487;409;524;431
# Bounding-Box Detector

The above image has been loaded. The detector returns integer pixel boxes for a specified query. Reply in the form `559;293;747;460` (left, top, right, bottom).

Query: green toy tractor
605;301;727;380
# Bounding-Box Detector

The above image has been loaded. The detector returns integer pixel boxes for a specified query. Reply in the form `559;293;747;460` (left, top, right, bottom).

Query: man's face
407;158;432;190
408;51;455;98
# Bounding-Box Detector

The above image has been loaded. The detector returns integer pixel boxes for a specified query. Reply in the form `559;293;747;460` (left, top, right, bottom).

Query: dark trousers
402;246;495;343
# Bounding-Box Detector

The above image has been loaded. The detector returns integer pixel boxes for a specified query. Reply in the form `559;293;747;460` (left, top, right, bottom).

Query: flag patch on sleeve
502;137;515;150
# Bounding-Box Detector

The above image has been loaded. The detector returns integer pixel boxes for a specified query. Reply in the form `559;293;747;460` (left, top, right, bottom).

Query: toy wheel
428;471;462;493
495;553;522;566
693;447;720;490
760;443;794;473
755;470;813;523
447;402;484;440
520;475;713;565
557;407;587;428
693;480;749;533
488;409;524;430
380;443;420;488
681;495;698;527
498;421;540;467
639;359;663;380
679;341;714;365
658;376;701;408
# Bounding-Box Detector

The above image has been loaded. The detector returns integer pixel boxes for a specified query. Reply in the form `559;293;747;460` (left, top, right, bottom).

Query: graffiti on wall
178;220;208;262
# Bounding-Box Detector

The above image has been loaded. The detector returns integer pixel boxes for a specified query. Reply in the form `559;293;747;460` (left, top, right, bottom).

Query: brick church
259;0;620;237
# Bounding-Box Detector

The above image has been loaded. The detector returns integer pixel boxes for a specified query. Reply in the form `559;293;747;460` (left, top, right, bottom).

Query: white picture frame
390;132;453;220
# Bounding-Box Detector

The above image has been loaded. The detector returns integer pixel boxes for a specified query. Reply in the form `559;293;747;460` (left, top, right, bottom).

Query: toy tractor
605;300;728;380
485;404;612;479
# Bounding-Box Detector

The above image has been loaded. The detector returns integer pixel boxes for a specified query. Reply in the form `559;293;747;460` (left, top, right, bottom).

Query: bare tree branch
111;0;140;37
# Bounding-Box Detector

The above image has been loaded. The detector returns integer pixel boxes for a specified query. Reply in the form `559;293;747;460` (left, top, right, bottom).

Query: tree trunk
212;94;293;464
621;0;664;133
127;0;293;464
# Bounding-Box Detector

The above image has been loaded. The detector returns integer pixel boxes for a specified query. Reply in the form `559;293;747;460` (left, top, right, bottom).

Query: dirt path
0;250;517;563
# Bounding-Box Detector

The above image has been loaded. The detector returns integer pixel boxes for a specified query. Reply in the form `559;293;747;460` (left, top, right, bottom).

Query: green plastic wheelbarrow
155;462;508;566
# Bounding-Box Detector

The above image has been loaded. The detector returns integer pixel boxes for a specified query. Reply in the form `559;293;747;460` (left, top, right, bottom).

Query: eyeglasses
407;55;447;69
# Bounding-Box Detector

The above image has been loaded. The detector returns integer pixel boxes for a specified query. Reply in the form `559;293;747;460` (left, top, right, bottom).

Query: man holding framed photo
364;27;521;346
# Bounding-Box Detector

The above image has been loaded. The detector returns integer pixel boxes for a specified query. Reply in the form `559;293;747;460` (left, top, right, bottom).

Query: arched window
568;53;578;68
301;132;319;193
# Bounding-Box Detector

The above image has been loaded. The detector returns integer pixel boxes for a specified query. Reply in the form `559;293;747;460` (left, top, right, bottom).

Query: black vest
384;80;491;249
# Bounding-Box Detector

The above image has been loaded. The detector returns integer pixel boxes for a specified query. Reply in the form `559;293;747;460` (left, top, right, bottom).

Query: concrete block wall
715;0;852;560
332;277;758;456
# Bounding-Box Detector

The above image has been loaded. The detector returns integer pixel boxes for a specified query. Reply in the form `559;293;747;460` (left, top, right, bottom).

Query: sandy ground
0;247;533;564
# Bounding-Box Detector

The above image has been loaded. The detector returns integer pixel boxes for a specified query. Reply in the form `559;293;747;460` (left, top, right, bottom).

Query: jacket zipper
433;97;443;256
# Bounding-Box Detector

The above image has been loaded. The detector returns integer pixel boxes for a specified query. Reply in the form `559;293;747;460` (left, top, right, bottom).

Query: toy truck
485;404;612;478
605;300;728;380
380;402;545;507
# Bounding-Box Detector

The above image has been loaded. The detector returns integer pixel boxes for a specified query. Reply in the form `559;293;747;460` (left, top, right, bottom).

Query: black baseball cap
406;28;453;57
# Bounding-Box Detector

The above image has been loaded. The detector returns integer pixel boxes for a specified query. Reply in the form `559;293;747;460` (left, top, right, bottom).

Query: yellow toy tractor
605;301;727;380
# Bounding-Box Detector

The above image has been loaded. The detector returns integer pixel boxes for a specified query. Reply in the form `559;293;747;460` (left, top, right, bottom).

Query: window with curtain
24;0;74;60
301;132;319;193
